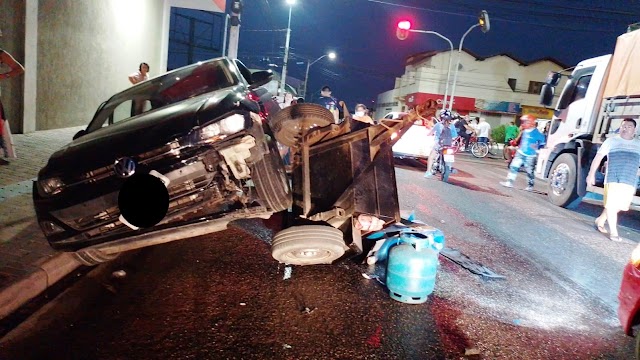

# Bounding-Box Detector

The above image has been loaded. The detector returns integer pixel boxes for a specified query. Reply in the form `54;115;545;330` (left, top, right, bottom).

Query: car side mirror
73;129;87;140
539;84;555;107
248;70;273;89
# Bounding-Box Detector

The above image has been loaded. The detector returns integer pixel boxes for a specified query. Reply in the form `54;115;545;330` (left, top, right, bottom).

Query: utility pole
227;0;242;59
279;3;294;95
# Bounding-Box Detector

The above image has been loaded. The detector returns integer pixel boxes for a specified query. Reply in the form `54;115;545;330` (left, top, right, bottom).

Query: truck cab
536;28;640;209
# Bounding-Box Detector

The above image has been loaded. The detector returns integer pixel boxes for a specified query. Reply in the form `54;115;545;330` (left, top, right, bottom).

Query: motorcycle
431;146;456;182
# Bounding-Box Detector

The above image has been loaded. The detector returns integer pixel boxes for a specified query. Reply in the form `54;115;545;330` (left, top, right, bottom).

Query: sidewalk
0;126;84;319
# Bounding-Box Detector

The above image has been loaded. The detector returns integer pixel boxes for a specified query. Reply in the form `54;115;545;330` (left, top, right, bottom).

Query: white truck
535;28;640;210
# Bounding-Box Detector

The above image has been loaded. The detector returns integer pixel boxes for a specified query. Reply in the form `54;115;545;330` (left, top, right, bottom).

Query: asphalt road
0;154;636;359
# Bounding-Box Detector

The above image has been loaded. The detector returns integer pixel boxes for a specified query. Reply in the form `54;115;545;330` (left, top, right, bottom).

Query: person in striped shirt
587;118;640;242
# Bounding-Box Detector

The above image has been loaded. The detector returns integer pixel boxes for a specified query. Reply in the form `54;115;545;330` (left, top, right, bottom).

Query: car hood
41;89;241;177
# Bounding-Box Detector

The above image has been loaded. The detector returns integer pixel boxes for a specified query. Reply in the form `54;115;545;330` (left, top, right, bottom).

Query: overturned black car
33;58;291;265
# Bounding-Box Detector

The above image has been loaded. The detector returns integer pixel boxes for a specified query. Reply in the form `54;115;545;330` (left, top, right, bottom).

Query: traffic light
230;0;242;26
478;10;490;33
396;20;411;40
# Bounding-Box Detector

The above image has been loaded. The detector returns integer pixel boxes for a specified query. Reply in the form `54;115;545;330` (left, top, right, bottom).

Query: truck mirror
545;72;561;86
539;84;555;107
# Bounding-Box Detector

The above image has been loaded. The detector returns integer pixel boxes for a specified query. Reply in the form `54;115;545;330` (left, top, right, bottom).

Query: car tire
251;139;292;213
271;225;345;265
547;153;579;207
74;249;120;266
270;104;334;147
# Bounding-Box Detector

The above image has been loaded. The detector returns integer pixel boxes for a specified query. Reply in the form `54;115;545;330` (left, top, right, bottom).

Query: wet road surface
0;155;636;359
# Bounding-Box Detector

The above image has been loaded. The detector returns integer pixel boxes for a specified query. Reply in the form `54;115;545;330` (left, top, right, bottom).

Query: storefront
404;92;476;115
474;100;521;128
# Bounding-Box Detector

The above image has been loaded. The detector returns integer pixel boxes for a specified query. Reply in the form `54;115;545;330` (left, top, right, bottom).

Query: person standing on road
128;62;149;85
476;117;491;143
586;118;640;242
424;109;458;178
0;44;25;165
279;92;297;109
500;114;545;191
315;85;342;123
505;121;519;143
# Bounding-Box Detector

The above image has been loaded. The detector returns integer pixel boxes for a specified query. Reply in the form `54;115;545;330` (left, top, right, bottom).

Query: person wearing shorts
587;118;640;242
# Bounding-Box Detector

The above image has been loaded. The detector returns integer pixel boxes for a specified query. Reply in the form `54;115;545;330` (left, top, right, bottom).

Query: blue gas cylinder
386;233;440;304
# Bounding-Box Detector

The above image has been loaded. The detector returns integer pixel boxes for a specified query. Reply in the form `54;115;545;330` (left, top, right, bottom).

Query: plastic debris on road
240;303;246;306
283;265;292;280
465;348;481;356
282;344;292;349
111;270;127;279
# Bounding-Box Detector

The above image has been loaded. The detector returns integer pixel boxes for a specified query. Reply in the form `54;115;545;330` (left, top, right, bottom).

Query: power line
365;0;633;33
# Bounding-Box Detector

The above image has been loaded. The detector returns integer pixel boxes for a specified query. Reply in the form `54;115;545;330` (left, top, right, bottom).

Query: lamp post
279;0;295;95
407;29;453;110
448;11;490;111
302;52;336;99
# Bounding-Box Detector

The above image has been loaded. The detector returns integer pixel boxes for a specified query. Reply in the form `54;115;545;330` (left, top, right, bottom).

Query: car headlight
200;114;247;142
39;177;65;196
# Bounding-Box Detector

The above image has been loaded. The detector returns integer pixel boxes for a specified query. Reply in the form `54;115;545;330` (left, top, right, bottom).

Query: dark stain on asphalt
448;179;511;197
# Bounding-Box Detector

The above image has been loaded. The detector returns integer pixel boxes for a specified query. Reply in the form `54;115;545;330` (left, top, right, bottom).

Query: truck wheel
547;153;579;207
251;139;292;213
271;225;345;265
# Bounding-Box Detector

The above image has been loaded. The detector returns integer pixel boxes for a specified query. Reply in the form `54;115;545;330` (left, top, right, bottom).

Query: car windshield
86;58;241;133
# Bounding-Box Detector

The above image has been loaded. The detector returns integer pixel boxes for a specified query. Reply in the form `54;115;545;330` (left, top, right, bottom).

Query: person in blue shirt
424;109;458;178
500;114;546;191
314;85;342;123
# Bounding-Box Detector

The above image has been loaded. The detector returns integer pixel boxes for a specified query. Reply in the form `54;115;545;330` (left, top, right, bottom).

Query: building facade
1;0;225;133
376;49;568;128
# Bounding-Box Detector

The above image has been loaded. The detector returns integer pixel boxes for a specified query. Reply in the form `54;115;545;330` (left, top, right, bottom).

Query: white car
391;117;435;160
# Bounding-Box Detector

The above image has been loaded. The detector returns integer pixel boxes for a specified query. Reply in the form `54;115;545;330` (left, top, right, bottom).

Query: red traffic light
396;20;411;40
398;20;411;30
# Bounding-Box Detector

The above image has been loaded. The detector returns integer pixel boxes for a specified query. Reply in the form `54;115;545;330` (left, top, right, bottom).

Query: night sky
235;0;640;110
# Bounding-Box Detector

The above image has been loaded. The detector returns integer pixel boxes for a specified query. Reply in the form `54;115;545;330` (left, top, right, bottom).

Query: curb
0;252;81;320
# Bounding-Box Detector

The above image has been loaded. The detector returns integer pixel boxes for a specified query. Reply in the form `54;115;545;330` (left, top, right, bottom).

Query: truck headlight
39;177;65;196
200;114;247;142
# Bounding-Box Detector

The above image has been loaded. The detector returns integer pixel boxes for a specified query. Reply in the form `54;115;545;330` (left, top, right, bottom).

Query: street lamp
302;52;336;99
279;0;295;95
398;21;453;110
448;10;490;111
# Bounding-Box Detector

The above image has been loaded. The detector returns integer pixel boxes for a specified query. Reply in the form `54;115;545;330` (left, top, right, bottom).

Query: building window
507;78;517;91
528;81;544;94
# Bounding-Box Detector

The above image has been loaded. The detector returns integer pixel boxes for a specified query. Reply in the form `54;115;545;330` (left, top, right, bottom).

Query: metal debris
440;247;506;279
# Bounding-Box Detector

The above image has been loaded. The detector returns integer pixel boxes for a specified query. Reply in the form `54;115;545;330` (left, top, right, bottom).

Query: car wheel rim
550;163;570;195
285;248;334;262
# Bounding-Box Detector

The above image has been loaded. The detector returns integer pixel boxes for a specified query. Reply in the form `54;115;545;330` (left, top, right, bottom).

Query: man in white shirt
476;117;491;143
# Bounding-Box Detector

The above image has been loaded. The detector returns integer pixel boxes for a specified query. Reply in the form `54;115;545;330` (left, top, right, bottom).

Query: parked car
391;113;435;162
618;261;640;358
33;57;291;265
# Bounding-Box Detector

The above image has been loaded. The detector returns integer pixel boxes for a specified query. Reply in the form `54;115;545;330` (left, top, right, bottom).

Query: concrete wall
37;0;164;130
0;0;26;133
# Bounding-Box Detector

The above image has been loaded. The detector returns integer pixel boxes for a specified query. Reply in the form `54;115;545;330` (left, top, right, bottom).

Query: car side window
109;100;134;126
